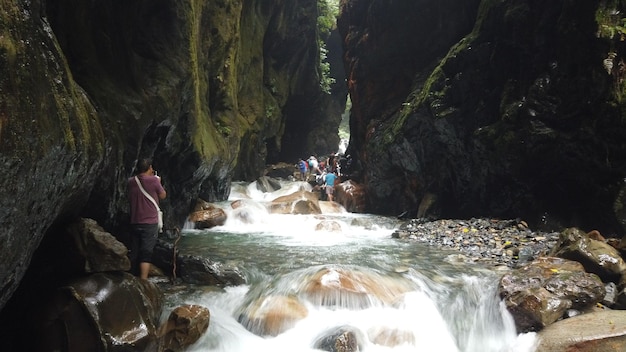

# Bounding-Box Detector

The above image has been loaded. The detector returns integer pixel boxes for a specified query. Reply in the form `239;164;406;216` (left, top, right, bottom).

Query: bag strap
134;176;160;211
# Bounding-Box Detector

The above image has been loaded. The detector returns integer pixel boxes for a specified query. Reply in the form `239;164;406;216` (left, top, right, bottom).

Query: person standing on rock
128;158;166;280
298;158;308;181
308;155;321;175
324;171;338;202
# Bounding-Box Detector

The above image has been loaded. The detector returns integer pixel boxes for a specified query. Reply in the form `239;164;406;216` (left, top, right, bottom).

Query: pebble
392;218;561;268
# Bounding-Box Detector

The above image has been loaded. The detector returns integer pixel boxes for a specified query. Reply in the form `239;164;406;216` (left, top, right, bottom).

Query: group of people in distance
297;153;340;202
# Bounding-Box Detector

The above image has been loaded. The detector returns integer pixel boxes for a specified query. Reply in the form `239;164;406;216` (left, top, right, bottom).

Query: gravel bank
392;218;561;268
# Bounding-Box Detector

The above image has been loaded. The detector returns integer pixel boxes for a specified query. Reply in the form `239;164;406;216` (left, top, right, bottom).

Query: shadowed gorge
3;0;626;349
0;0;345;312
338;0;626;233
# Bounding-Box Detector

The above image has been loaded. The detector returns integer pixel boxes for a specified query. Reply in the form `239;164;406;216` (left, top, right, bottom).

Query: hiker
324;171;338;202
128;158;166;280
328;152;338;173
297;158;308;181
308;155;321;175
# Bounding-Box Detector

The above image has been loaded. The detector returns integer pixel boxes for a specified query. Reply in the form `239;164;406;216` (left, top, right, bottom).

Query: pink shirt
128;175;165;224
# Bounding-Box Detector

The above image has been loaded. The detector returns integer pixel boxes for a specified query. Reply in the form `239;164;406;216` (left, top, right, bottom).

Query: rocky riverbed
392;218;562;269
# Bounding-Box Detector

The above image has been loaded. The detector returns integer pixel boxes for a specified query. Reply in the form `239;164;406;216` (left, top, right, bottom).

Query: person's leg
136;224;159;280
139;262;151;280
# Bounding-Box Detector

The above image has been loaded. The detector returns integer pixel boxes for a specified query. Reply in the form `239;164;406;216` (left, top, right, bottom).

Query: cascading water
167;180;538;352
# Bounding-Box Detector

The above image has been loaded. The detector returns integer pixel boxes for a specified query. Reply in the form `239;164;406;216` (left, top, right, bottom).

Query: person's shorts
325;186;334;195
131;223;158;263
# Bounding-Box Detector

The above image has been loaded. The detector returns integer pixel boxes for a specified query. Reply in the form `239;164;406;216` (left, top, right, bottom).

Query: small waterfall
170;180;537;352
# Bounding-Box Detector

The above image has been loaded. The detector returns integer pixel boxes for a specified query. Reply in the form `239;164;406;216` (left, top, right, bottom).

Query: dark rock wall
0;0;107;313
0;0;334;312
338;0;626;233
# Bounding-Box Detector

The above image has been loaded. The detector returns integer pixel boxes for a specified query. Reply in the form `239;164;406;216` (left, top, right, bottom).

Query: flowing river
164;180;537;352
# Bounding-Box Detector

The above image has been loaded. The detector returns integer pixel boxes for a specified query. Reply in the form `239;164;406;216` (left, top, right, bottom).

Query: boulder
367;326;416;347
313;326;361;352
499;257;605;332
334;180;366;213
299;266;414;309
535;309;626;352
229;199;268;224
255;176;282;193
315;220;343;232
38;272;162;351
237;295;308;337
66;218;131;272
178;254;246;286
319;200;347;214
152;240;245;286
264;162;298;180
188;200;227;229
158;304;210;352
267;190;322;215
550;228;626;283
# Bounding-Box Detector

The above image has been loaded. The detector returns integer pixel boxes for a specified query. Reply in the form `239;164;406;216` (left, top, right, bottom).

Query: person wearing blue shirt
297;158;308;181
324;171;338;202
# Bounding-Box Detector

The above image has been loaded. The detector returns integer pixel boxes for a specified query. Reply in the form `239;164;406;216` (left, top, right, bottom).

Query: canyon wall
0;0;343;311
338;0;626;234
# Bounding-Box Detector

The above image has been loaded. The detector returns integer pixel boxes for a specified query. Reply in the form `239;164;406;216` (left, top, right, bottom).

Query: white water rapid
166;180;538;352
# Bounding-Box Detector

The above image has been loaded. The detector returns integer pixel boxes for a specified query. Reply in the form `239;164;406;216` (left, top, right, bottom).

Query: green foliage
318;43;335;94
317;0;339;94
596;1;626;103
317;0;339;37
596;0;626;40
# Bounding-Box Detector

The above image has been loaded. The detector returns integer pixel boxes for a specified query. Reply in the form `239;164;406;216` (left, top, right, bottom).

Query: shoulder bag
134;176;163;233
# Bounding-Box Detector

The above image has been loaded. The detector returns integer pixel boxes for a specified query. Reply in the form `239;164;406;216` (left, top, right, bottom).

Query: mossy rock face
0;0;327;316
0;0;106;312
339;0;626;233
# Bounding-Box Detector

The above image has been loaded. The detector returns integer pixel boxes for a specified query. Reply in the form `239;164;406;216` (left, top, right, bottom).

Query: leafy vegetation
596;0;626;102
596;0;626;40
317;0;339;94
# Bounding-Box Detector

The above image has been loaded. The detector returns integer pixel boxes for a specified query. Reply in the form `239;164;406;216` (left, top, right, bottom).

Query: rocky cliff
4;0;626;321
0;0;344;312
338;0;626;234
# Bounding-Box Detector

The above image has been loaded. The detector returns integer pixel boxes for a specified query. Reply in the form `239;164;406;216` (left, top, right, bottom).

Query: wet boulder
319;200;347;214
535;309;626;352
550;228;626;283
188;199;227;229
178;254;246;286
313;326;362;352
152;240;245;286
267;190;322;215
158;304;210;352
264;162;298;180
38;272;162;351
299;266;415;309
66;218;131;272
367;326;416;348
237;295;309;337
315;220;343;232
230;199;268;224
499;257;605;332
334;180;366;213
255;176;283;193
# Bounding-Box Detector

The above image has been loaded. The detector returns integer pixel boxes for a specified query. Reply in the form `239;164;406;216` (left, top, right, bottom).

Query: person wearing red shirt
128;158;166;280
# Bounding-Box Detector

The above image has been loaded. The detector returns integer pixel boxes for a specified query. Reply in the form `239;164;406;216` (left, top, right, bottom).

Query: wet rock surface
392;218;561;268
